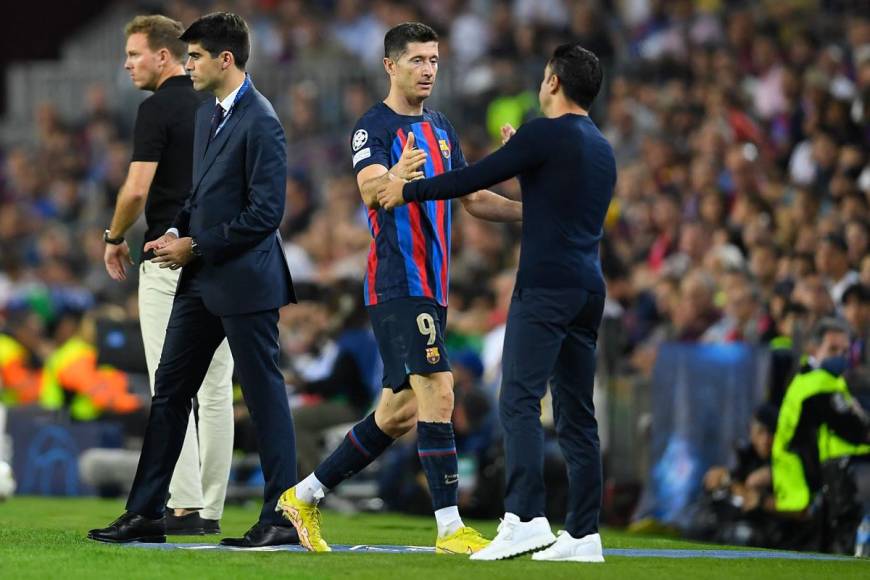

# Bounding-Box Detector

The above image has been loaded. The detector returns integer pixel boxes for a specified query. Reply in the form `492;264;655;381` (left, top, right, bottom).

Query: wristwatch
103;229;124;245
190;237;202;258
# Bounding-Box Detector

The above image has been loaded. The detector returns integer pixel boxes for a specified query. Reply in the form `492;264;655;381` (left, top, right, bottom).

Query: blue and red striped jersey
351;103;466;307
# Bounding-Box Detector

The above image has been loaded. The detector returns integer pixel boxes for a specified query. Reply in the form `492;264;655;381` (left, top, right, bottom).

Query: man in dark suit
88;12;299;548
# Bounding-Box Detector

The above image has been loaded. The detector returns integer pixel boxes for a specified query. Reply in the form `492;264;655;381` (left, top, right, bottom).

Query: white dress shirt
213;78;245;135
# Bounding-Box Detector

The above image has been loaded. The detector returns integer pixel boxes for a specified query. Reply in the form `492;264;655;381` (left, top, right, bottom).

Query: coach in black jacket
89;12;299;548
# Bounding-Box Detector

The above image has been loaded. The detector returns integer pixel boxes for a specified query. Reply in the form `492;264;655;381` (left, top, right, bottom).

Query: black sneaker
202;518;221;535
165;512;205;536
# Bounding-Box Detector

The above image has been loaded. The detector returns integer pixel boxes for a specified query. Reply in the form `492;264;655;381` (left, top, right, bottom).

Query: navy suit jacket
171;81;296;316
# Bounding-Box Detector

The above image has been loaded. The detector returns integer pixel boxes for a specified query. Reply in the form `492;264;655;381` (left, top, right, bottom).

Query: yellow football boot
276;486;331;552
435;526;491;555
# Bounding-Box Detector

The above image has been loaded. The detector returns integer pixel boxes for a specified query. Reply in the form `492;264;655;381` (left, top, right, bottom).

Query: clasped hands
376;124;516;210
144;232;194;270
377;132;425;210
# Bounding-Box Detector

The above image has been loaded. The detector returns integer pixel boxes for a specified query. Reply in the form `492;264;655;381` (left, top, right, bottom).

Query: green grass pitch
0;497;867;579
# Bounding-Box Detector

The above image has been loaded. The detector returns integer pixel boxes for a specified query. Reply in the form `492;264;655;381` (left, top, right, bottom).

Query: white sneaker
531;530;604;563
469;513;556;561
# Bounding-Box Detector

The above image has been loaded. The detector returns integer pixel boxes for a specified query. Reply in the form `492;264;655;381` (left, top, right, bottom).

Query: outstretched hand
501;123;516;145
390;132;427;181
377;173;407;210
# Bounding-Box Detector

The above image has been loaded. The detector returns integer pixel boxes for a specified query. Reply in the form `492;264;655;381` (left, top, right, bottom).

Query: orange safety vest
40;337;140;419
0;334;41;405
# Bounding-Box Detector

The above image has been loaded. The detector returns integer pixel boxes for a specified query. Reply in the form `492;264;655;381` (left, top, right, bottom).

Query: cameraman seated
704;404;778;511
772;317;870;555
693;404;781;547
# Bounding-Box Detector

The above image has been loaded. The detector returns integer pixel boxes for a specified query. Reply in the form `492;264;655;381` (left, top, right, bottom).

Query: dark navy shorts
367;297;451;392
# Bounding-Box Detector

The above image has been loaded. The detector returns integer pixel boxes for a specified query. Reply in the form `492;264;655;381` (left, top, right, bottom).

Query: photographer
692;405;782;546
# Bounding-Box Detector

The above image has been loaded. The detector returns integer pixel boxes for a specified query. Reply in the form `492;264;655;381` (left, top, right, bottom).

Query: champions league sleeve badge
352;129;369;151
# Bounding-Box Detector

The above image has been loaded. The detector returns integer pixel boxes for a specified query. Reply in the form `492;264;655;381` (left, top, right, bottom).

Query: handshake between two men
376;124;517;210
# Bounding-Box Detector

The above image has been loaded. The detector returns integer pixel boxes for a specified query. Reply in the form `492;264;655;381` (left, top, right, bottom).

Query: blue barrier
7;408;122;496
635;343;769;527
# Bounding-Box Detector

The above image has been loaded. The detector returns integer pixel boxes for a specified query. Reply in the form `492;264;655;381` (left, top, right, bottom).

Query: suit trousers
128;269;296;525
138;261;234;520
499;287;605;538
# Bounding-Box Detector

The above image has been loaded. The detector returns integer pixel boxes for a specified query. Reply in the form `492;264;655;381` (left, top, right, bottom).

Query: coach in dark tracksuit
89;13;298;548
379;43;616;562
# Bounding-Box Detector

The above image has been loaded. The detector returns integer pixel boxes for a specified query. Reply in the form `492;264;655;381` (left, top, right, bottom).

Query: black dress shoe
202;518;221;535
88;512;166;544
220;522;298;547
165;512;205;536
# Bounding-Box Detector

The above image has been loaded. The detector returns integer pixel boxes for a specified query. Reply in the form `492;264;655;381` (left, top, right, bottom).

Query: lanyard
215;74;251;135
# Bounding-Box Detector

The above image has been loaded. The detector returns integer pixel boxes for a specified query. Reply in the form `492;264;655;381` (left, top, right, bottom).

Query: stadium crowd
1;0;869;551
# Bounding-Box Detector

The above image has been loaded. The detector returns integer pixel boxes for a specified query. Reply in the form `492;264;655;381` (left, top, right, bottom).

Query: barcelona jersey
351;103;466;307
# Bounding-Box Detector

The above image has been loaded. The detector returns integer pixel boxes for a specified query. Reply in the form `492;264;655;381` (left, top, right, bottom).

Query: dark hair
821;232;848;254
752;240;781;259
810;317;851;344
180;12;250;69
548;42;602;109
793;252;816;271
753;404;779;433
384;22;438;60
125;15;187;62
842;283;870;305
843;190;869;209
782;301;809;317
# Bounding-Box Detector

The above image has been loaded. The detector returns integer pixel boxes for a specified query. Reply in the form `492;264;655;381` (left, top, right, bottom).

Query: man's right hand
389;132;427;181
104;241;133;281
143;232;178;253
703;466;730;491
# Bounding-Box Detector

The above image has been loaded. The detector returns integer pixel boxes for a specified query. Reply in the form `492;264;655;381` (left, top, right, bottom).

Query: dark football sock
417;421;459;511
314;412;394;489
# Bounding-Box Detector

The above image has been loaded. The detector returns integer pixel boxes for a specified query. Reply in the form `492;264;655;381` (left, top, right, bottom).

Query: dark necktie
209;102;225;141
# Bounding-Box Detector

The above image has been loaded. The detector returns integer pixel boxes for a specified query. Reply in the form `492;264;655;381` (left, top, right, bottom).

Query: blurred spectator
815;233;860;307
0;309;46;406
675;269;720;341
792;273;836;326
749;241;780;302
330;0;388;68
843;284;870;396
702;280;772;345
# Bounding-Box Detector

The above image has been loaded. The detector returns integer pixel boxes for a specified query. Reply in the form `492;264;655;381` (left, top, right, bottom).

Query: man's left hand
500;123;516;145
377;175;407;210
152;237;194;270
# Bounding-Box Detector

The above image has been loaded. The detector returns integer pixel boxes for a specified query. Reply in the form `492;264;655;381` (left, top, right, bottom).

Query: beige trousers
138;261;234;520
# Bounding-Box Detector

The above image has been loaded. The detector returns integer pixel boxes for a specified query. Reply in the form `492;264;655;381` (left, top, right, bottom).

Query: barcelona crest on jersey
439;139;450;159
